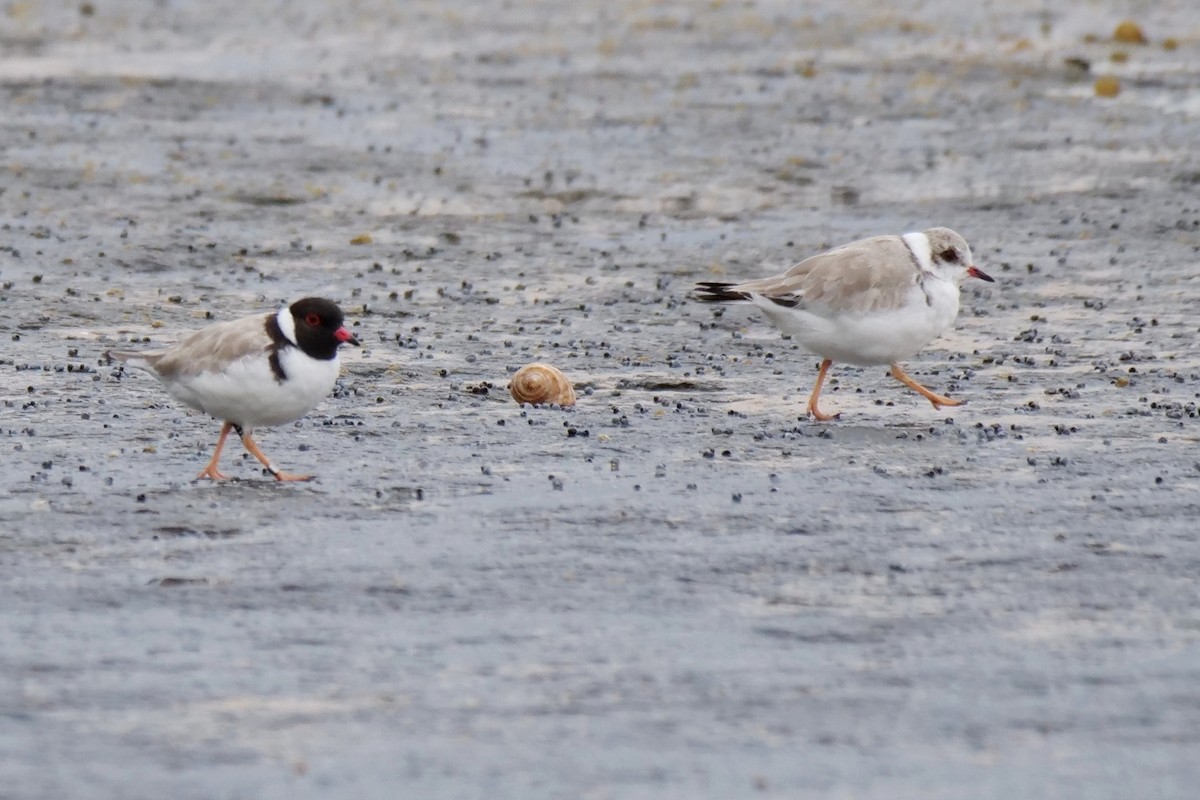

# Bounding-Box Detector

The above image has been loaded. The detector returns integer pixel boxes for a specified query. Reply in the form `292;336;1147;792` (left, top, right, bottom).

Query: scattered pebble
1112;20;1147;45
1094;76;1121;98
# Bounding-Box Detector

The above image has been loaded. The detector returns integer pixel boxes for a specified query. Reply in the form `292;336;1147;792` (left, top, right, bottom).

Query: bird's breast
164;349;340;427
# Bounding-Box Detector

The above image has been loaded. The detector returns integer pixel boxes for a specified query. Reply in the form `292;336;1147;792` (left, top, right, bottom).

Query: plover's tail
695;282;803;310
693;282;751;303
104;349;161;373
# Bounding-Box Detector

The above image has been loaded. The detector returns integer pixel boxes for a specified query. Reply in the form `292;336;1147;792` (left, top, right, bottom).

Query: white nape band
276;305;298;345
901;232;934;272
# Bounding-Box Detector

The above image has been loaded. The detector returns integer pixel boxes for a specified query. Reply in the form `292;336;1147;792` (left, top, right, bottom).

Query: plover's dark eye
939;248;959;263
305;313;321;326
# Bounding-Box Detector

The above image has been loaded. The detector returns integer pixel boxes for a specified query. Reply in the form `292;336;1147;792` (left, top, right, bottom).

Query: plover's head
924;227;993;284
281;297;361;360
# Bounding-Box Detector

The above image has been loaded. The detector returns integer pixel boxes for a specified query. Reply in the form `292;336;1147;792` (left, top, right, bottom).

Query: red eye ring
305;313;321;326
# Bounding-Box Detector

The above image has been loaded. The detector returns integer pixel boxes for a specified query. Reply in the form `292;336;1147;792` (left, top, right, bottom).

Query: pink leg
890;363;963;409
806;359;838;421
196;421;234;481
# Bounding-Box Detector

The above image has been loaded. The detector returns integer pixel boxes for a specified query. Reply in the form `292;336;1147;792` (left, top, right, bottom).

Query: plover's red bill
695;228;994;420
107;297;361;481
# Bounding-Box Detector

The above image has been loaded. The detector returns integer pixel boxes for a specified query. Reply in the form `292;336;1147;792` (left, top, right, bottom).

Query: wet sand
3;1;1200;797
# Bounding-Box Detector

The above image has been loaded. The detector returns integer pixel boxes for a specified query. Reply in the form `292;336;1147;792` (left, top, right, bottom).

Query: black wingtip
693;282;749;303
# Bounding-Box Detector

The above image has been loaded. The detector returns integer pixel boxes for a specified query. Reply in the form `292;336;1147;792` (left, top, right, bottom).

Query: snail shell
509;363;576;407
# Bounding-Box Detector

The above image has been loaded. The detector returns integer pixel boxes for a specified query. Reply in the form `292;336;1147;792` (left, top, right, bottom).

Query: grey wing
147;315;273;379
731;236;921;313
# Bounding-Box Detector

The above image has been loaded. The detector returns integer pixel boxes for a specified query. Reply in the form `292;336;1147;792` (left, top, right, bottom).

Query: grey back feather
108;314;273;380
726;235;920;313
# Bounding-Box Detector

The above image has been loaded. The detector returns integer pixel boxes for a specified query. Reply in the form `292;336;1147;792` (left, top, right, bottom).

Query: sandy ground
3;1;1200;797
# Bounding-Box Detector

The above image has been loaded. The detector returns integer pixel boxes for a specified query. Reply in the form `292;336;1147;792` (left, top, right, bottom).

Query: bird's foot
890;365;964;412
928;394;964;409
196;465;230;481
807;404;839;422
271;470;314;482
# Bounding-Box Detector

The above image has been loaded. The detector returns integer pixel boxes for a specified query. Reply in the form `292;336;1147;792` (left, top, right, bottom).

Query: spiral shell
509;363;576;407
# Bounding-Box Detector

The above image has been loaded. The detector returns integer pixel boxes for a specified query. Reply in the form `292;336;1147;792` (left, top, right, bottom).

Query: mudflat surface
3;2;1200;798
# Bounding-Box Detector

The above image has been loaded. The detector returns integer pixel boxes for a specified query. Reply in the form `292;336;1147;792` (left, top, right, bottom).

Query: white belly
165;349;340;428
755;282;961;366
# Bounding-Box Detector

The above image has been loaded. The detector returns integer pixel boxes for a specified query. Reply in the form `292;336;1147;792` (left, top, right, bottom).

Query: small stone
1094;76;1121;97
1112;20;1147;45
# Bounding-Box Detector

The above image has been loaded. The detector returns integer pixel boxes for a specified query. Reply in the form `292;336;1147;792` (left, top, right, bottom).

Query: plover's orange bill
695;228;993;420
107;297;361;480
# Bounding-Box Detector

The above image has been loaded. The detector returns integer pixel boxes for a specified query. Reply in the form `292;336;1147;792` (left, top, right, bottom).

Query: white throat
901;232;934;272
275;306;298;345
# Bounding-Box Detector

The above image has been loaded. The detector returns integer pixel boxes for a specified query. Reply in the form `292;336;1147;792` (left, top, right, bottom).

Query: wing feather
143;315;273;379
723;235;921;313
